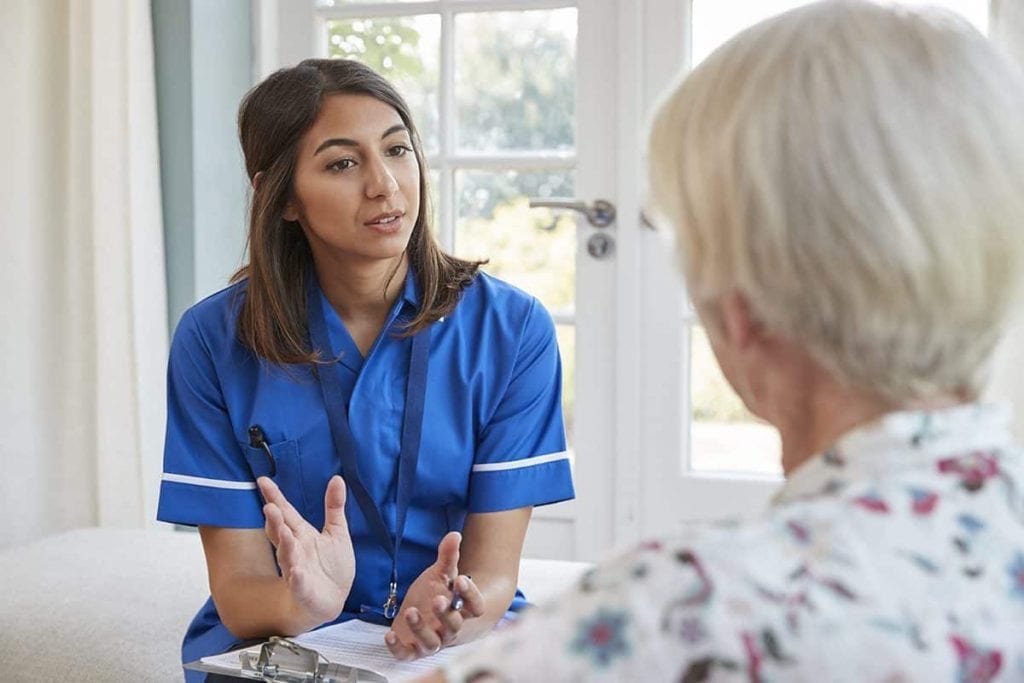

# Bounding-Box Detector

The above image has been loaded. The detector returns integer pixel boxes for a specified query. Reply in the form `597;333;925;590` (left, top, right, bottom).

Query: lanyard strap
306;276;431;618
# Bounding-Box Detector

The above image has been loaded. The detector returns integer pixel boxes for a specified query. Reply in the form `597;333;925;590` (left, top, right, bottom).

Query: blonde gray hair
649;0;1024;402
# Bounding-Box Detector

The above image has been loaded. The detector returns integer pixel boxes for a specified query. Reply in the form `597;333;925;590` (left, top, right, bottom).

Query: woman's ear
282;200;299;222
253;170;300;222
719;290;759;352
715;290;769;417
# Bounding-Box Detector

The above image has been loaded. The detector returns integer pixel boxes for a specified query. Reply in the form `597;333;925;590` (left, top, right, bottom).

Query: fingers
453;575;485;618
258;477;311;539
264;503;303;574
384;629;415;660
263;500;285;548
322;475;350;535
434;531;462;581
431;594;464;644
385;608;444;661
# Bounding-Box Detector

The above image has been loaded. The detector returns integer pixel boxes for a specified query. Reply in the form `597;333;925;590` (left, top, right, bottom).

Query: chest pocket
242;439;311;519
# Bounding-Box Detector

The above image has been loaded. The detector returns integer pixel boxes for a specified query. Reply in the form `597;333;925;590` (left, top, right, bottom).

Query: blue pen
450;575;470;612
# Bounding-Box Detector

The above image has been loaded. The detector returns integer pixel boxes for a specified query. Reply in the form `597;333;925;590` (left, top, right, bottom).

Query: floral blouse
442;403;1024;682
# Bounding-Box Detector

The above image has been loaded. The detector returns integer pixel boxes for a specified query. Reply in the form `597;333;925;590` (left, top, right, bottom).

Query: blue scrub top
156;270;574;677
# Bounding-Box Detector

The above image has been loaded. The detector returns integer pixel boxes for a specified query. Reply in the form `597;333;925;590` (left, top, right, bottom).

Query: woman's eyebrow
314;138;358;156
314;124;410;156
381;124;409;139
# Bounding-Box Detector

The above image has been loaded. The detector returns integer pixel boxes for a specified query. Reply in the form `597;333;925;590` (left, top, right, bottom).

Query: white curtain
0;0;168;550
985;0;1024;440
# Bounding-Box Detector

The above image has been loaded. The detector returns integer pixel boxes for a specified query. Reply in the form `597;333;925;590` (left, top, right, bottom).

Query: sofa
0;527;589;682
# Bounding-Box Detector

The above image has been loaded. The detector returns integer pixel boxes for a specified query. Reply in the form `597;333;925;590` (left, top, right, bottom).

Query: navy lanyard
306;275;431;621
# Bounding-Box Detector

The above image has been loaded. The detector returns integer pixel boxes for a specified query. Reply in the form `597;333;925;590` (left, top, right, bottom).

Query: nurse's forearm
450;569;518;644
213;574;338;639
453;507;533;645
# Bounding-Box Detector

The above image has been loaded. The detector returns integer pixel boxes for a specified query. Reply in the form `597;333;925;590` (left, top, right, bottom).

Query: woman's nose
365;160;399;199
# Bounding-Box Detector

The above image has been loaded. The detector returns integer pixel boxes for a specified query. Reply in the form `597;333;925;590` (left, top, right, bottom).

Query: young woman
156;59;574;680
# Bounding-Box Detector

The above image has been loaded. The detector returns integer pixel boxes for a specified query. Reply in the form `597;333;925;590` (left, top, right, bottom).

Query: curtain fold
0;0;168;550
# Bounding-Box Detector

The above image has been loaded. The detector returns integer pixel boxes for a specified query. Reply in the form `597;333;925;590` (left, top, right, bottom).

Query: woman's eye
387;145;413;157
327;158;356;172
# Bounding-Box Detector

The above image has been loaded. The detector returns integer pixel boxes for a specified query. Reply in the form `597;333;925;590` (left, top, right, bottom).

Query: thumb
323;475;349;534
435;531;462;578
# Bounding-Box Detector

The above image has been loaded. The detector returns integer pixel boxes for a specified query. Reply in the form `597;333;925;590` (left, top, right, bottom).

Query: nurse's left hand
385;531;485;660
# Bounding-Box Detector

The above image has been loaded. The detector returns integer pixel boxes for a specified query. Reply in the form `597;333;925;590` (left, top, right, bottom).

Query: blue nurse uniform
156;270;574;679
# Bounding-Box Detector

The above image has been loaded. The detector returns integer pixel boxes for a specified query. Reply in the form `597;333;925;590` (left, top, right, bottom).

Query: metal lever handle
528;198;616;228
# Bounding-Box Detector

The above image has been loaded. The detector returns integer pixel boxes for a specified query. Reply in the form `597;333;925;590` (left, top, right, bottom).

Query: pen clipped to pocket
248;424;277;477
242;430;311;516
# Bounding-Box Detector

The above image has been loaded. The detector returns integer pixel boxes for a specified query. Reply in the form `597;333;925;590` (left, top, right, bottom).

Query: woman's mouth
365;211;404;233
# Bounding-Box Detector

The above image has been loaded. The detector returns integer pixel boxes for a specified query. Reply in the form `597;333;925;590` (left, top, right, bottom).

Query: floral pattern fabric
442;403;1024;682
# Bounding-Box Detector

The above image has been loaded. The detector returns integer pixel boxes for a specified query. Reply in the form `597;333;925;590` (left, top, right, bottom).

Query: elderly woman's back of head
649;0;1024;405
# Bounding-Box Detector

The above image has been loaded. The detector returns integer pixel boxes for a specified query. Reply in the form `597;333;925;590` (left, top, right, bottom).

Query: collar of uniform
399;266;420;311
771;401;1015;506
313;267;420;372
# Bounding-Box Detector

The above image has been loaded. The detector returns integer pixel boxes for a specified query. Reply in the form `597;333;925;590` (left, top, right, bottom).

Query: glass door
261;0;623;561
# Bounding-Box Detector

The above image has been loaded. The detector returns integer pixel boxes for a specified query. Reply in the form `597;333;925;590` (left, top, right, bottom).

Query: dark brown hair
232;58;482;365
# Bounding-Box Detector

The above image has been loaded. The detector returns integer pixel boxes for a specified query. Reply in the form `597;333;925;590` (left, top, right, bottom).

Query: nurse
156;58;574;680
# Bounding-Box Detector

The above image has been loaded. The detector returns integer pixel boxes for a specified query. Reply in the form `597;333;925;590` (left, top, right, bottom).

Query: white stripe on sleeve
162;472;258;490
471;450;570;473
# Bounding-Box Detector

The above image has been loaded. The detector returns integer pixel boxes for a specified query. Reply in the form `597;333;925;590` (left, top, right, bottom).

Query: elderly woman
427;1;1024;681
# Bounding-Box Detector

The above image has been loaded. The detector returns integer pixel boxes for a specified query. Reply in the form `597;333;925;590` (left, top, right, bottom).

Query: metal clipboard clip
238;636;386;683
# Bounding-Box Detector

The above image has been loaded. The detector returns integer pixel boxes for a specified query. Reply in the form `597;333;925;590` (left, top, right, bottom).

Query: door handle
528;198;616;228
529;197;617;260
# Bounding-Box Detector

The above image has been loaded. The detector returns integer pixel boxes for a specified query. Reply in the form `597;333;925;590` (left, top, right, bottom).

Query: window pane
454;9;577;152
453;169;575;315
689;324;781;476
326;15;441;153
691;0;988;66
556;323;576;453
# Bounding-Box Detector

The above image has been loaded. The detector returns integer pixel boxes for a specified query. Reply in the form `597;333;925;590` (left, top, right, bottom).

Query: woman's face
285;93;421;267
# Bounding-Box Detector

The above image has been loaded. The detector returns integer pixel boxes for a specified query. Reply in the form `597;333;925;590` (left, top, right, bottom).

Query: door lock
586;233;614;259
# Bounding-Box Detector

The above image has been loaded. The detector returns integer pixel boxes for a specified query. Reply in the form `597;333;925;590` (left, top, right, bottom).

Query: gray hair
648;0;1024;402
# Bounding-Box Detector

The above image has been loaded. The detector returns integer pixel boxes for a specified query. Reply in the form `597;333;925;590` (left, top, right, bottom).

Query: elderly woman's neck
777;383;890;475
776;374;968;475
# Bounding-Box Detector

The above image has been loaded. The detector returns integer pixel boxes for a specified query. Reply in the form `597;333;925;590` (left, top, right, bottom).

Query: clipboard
185;636;387;682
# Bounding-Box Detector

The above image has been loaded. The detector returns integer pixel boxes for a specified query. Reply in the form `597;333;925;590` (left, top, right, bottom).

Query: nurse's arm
453;506;532;642
198;475;355;639
200;526;324;638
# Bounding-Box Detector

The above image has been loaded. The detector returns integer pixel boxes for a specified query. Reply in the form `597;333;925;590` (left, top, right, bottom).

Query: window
316;1;581;451
683;0;990;478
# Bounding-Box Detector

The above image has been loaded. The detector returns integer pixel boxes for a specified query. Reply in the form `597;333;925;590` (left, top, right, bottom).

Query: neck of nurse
775;366;968;476
313;252;408;326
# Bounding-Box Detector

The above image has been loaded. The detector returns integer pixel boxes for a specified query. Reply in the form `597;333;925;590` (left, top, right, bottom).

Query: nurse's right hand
258;475;355;626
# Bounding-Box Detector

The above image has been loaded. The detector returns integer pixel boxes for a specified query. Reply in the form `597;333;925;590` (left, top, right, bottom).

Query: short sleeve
468;298;575;512
156;309;265;528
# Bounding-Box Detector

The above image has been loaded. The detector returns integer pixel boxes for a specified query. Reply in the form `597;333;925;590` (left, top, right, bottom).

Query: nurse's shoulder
455;271;556;343
168;279;251;372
